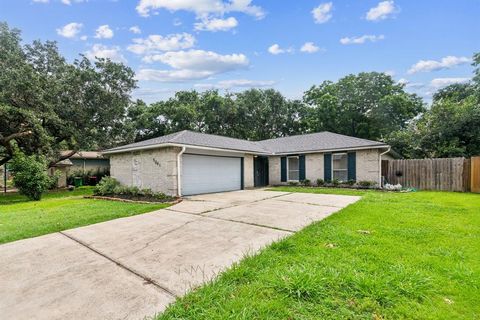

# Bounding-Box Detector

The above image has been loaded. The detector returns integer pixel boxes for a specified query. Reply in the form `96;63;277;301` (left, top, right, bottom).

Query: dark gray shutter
299;155;306;180
324;154;332;181
348;152;356;181
280;157;287;182
240;157;245;189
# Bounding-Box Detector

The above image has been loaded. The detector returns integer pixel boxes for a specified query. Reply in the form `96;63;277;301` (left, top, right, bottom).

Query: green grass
158;187;480;320
0;187;169;244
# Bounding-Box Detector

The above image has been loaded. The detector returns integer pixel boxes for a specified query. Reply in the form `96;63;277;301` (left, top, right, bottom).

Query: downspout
379;146;391;188
177;146;186;197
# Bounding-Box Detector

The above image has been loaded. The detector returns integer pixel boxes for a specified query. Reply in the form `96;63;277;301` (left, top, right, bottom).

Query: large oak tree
0;22;136;166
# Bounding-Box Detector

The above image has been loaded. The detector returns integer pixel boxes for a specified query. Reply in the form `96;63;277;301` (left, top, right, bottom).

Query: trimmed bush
316;178;325;187
300;179;311;187
94;176;120;195
10;152;52;201
357;180;377;188
94;177;175;202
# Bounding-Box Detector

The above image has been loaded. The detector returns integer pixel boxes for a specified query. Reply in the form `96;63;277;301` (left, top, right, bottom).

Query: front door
254;156;269;187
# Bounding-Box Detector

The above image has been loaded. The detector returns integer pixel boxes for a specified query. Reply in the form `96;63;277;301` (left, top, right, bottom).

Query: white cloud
300;42;321;53
127;33;195;55
430;77;470;88
61;0;86;5
194;17;238;32
312;2;333;24
129;26;142;34
195;79;275;89
80;35;88;41
95;25;114;39
33;0;49;3
268;44;293;55
85;44;126;63
137;49;249;82
340;34;385;45
137;69;214;82
143;49;248;71
407;56;472;74
366;1;398;21
173;18;182;26
136;0;265;19
56;22;83;38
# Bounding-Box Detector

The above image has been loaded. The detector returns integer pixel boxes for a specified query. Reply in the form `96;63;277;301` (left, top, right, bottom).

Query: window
287;156;299;181
332;153;348;181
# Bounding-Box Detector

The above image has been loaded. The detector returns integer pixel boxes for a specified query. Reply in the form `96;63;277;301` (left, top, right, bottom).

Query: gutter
102;142;389;157
177;146;186;197
379;146;391;187
102;143;268;156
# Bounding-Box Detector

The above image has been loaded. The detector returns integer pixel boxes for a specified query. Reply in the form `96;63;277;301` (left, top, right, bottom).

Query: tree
304;72;425;140
0;22;136;166
127;89;307;141
387;52;480;158
10;151;51;200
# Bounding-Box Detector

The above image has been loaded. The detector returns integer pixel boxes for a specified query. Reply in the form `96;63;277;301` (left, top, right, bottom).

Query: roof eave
102;142;268;156
272;144;390;155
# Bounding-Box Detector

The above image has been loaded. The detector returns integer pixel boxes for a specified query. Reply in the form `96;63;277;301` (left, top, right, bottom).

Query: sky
1;0;479;103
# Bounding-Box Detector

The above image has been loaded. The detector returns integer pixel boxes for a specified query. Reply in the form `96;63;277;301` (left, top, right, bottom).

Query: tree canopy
303;72;425;140
0;22;136;166
387;54;480;158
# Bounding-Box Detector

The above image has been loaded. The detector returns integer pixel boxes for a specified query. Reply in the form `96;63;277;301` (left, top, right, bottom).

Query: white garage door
182;154;242;196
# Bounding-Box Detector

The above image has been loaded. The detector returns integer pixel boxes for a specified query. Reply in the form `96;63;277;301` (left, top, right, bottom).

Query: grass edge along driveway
0;187;169;244
157;187;480;320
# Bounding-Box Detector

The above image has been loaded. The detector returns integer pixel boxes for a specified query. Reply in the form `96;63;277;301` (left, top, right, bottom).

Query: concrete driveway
0;190;360;320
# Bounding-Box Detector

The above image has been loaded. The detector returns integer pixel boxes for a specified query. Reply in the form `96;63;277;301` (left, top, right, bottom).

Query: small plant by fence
382;157;480;193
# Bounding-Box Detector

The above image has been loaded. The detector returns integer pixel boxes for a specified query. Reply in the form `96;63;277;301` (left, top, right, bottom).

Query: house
47;151;110;188
60;151;110;175
102;130;394;196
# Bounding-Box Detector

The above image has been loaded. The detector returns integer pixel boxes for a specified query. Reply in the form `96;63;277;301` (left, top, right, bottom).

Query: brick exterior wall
268;149;383;186
243;154;254;188
110;147;181;196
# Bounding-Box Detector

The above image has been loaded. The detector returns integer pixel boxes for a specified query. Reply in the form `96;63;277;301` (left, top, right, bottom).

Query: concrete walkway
0;190;360;320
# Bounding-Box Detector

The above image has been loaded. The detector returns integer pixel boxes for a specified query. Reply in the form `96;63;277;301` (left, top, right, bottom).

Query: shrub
288;181;299;186
344;179;356;186
10;152;52;201
316;178;325;187
94;177;120;195
300;179;311;187
357;180;377;188
48;170;62;190
331;179;340;187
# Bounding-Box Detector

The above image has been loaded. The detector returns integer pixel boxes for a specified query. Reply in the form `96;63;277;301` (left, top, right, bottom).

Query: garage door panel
182;154;241;195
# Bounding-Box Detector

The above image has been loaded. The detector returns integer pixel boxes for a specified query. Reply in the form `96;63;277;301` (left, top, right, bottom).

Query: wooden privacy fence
472;156;480;193
382;157;475;192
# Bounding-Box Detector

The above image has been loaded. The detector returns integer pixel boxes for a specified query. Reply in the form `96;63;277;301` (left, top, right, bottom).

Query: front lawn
158;187;480;319
0;187;169;244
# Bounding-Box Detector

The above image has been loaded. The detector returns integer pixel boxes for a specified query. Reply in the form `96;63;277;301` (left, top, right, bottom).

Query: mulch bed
84;195;182;205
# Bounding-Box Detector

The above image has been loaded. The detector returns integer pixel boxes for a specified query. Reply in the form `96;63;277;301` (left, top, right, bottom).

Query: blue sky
1;0;479;103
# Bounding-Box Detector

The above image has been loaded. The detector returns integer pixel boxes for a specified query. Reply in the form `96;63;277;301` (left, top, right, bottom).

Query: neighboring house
48;159;73;188
103;130;395;196
47;152;110;188
60;151;110;175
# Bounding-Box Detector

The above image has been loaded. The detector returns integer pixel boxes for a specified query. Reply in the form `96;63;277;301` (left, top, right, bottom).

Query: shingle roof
61;151;106;159
104;130;269;154
258;131;388;154
103;130;388;155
